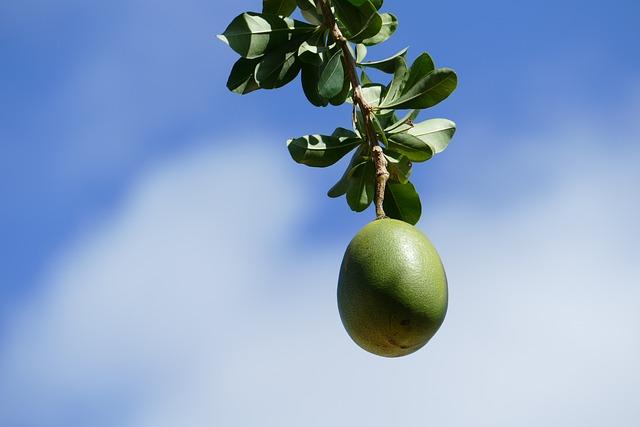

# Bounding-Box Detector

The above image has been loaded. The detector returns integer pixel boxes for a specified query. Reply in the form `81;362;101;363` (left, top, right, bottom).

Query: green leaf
380;68;457;109
371;0;384;9
344;0;368;5
380;52;437;107
287;134;361;167
254;38;303;89
226;57;261;94
298;45;324;66
330;82;351;105
296;0;323;25
371;114;390;146
385;109;420;133
332;127;359;138
402;52;435;93
381;56;408;105
386;132;433;162
356;47;408;73
297;31;327;66
318;50;345;99
301;62;329;106
354;111;367;138
329;66;351;106
355;44;368;63
384;151;412;184
383;181;422;225
360;84;384;106
346;84;385;106
346;161;375;212
333;0;383;43
361;13;398;46
218;12;315;59
328;145;366;198
406;118;456;154
390;165;413;186
262;0;297;16
373;109;396;130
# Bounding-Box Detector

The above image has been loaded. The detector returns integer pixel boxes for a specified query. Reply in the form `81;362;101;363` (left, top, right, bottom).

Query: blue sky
1;0;639;292
1;1;639;426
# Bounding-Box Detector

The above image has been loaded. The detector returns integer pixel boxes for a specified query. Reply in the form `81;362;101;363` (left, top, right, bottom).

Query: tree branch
317;0;389;219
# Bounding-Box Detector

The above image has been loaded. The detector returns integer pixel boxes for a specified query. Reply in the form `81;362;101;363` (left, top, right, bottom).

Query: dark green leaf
218;12;315;59
301;62;329;106
333;0;382;43
380;52;437;107
361;13;398;46
383;150;412;184
380;68;457;109
254;39;303;89
226;57;261;94
402;52;435;93
386;132;433;162
297;31;327;66
385;109;420;133
371;0;384;9
354;111;367;137
332;127;359;138
329;67;351;105
318;50;345;99
346;161;375;211
287;134;361;167
356;44;368;62
383;181;422;225
370;114;390;147
357;47;408;73
298;45;325;66
374;109;396;130
382;57;408;105
263;0;297;16
406;118;456;154
296;0;323;25
328;145;366;198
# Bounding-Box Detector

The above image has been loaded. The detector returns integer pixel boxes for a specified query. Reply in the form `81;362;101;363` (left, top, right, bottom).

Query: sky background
1;0;639;426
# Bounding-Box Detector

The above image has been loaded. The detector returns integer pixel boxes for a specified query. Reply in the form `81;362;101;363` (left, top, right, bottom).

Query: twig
317;0;389;219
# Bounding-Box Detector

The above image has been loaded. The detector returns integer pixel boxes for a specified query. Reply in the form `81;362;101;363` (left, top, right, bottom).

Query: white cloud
1;125;639;427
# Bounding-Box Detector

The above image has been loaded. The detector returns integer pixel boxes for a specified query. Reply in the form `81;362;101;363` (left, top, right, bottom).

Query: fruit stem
371;146;388;218
317;0;389;219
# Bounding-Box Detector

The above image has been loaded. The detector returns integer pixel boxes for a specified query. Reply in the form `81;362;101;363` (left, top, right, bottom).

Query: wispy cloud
2;112;639;426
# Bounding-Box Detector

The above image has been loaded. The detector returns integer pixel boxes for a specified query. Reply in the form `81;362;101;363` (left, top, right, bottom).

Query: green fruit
337;218;448;357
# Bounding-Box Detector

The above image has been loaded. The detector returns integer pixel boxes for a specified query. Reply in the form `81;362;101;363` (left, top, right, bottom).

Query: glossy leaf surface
380;67;457;110
319;50;345;99
383;181;422;225
288;134;361;167
346;161;375;211
301;62;329;106
226;57;261;94
356;47;408;73
254;39;303;89
333;0;382;43
218;12;315;59
362;13;398;46
384;150;412;184
327;145;366;198
262;0;297;17
407;118;456;154
386;132;433;162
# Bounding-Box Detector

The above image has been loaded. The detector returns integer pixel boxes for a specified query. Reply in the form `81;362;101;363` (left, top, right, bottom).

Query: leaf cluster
219;0;458;224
